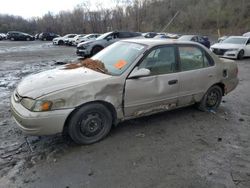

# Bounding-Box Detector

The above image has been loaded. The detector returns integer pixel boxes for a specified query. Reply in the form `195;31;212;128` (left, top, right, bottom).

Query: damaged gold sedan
11;39;238;144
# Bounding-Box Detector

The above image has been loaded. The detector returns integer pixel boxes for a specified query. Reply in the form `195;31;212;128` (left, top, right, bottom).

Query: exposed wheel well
213;83;225;96
63;101;117;135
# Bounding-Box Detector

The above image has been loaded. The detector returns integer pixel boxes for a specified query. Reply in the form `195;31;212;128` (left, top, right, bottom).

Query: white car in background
64;34;85;46
74;34;100;46
0;33;7;40
243;32;250;37
210;36;250;60
53;34;77;45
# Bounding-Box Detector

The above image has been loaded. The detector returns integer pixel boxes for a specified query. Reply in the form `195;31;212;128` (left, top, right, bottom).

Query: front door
124;46;179;118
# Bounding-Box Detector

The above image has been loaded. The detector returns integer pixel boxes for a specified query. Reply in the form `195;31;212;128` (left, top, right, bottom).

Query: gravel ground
0;40;249;188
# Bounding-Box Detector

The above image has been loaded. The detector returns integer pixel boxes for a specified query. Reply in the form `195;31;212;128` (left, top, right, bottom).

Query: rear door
124;45;179;118
177;45;217;106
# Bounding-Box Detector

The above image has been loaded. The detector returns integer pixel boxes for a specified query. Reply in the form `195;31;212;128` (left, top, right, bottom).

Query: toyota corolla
11;39;238;144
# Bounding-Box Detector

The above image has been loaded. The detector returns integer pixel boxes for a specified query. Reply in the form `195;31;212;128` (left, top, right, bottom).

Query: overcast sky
0;0;116;19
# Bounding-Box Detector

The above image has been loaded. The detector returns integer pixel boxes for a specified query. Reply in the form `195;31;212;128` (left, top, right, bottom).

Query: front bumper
76;48;91;57
53;40;59;45
10;94;74;135
211;48;238;59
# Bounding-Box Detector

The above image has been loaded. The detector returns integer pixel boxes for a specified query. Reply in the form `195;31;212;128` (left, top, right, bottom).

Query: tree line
0;0;249;36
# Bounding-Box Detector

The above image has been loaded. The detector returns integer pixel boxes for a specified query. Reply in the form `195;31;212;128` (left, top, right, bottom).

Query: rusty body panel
11;39;239;136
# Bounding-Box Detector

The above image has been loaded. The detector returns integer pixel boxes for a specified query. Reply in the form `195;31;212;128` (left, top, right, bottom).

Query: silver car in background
11;39;238;144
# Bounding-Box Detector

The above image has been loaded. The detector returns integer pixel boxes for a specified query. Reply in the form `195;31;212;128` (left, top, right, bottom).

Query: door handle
208;74;214;78
168;79;178;85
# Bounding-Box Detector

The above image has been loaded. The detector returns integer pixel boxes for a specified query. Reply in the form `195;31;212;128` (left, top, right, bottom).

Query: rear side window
179;46;214;71
118;32;131;38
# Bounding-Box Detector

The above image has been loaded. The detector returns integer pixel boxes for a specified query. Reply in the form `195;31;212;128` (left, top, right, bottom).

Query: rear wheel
10;37;15;41
43;38;47;41
237;50;244;60
197;85;222;112
91;46;103;56
26;37;30;41
68;103;112;145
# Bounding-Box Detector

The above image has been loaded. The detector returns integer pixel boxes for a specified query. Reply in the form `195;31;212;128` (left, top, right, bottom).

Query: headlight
32;100;53;112
21;98;35;110
77;42;92;48
227;49;238;52
21;98;66;112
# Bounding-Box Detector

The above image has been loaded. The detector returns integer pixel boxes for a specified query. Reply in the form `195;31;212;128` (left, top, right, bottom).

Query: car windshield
92;41;147;75
222;37;247;44
96;32;113;40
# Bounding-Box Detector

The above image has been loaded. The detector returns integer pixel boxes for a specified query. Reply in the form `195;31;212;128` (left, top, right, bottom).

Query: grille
212;48;228;55
13;90;22;102
77;46;85;50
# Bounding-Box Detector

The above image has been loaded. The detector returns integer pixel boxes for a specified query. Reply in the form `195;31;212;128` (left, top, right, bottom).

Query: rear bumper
10;94;74;135
224;78;239;94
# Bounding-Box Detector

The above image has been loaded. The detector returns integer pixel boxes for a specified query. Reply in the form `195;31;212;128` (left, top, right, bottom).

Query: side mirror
128;68;151;79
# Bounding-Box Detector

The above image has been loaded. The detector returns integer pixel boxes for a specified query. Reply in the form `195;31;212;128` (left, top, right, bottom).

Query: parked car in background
0;33;7;40
64;34;85;46
178;35;210;48
34;34;40;40
53;34;77;45
153;33;170;39
142;32;158;38
166;33;181;39
76;31;142;57
218;36;228;43
6;31;35;41
39;32;60;41
73;34;100;46
210;36;250;60
11;39;238;144
243;32;250;37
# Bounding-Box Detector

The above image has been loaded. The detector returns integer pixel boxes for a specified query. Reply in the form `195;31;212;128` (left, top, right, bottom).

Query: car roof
228;36;249;39
122;38;203;47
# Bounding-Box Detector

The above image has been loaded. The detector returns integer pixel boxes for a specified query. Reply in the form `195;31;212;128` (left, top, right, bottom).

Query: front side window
138;46;176;75
179;46;213;71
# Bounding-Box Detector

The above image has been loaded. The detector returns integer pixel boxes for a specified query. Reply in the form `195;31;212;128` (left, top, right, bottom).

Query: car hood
211;43;243;49
53;37;63;41
78;40;97;47
17;66;111;99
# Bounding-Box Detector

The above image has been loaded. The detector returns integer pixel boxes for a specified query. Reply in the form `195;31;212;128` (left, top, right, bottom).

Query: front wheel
237;50;244;60
91;46;103;56
58;40;64;45
197;85;222;112
26;37;30;41
68;103;112;145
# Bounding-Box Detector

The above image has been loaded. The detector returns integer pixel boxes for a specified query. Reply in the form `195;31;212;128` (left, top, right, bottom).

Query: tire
237;50;244;60
68;103;112;145
10;37;15;41
197;85;222;112
43;38;47;41
26;37;30;41
91;46;103;56
58;40;64;45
